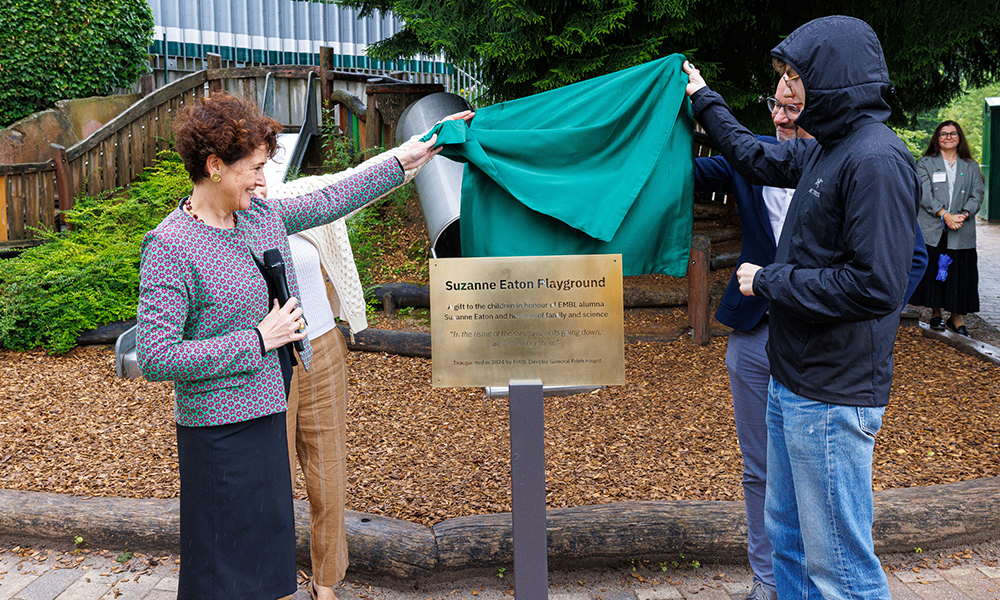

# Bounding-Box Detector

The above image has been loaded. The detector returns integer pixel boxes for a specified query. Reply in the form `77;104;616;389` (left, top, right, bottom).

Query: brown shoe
309;580;338;600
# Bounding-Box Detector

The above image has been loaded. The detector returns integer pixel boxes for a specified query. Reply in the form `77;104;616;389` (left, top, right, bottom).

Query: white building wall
147;0;431;73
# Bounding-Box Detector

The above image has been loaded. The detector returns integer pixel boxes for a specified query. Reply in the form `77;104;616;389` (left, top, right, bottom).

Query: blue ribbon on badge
936;253;952;282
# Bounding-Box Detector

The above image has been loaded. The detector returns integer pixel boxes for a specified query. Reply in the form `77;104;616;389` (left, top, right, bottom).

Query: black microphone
263;248;305;352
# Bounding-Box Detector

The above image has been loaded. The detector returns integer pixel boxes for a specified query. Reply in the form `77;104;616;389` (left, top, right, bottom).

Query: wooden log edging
367;282;431;310
75;320;137;346
338;510;439;578
432;501;749;571
872;477;1000;552
336;323;432;358
0;490;181;554
364;281;730;312
918;321;1000;367
330;323;728;359
1;478;998;579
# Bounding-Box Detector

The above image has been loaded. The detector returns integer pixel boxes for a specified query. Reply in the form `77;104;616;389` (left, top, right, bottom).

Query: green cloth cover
423;54;694;276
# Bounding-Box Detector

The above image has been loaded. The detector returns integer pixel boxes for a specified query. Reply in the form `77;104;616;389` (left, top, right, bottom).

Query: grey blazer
916;154;984;249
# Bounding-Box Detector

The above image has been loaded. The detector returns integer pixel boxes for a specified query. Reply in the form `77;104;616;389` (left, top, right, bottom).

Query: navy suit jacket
695;136;778;331
695;136;928;332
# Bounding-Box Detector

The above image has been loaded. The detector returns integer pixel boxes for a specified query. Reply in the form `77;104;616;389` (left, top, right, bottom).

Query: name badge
932;172;947;183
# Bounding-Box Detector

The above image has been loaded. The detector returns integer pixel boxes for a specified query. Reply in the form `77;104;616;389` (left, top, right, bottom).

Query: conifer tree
338;0;1000;127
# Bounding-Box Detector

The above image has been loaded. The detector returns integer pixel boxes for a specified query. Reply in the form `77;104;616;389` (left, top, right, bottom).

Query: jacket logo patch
809;177;823;198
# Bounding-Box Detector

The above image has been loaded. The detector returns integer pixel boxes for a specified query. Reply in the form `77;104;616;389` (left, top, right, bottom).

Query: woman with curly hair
135;92;453;600
910;120;984;337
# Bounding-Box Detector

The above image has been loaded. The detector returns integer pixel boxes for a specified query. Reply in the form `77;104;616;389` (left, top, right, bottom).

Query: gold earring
210;172;222;183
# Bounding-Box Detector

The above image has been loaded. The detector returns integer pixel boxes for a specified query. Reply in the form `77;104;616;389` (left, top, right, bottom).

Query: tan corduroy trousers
286;330;350;586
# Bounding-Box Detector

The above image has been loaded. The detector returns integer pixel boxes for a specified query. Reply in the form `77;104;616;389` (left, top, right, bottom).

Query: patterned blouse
137;158;404;427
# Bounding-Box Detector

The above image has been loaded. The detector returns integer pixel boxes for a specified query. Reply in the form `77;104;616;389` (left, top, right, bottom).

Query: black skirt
176;412;296;600
909;230;980;315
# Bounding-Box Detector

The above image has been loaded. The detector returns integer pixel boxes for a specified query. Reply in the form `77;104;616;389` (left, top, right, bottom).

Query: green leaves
0;152;190;354
892;81;1000;161
0;0;153;126
337;0;1000;130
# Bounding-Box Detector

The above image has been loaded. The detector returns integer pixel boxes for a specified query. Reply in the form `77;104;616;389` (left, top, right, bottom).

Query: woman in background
267;112;473;600
910;120;984;337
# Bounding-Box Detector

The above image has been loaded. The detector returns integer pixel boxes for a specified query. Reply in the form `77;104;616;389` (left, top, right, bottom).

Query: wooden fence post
364;87;382;158
319;46;334;117
141;74;155;97
687;233;711;345
0;175;7;242
319;46;336;157
206;53;222;96
51;144;73;231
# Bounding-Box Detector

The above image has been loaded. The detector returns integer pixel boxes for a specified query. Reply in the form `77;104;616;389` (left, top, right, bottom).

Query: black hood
771;16;893;146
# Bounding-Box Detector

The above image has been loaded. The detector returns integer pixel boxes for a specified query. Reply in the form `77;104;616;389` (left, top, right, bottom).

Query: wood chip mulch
1;324;998;527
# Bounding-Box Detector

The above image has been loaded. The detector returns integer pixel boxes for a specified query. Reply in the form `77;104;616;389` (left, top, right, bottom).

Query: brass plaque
430;255;625;387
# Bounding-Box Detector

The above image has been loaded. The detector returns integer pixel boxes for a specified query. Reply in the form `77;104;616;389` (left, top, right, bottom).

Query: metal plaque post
508;380;548;600
428;254;626;600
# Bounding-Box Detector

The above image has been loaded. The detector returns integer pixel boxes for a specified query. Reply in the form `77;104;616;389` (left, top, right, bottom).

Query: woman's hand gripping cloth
423;54;694;276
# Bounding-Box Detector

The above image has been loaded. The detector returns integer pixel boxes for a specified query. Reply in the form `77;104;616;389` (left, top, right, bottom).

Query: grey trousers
725;322;775;590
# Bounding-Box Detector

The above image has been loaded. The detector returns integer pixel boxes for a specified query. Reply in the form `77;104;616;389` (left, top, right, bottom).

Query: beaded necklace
184;198;237;227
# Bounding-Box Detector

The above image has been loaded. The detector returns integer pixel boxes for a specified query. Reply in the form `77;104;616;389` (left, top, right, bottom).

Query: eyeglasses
784;73;800;83
939;131;959;139
766;97;802;119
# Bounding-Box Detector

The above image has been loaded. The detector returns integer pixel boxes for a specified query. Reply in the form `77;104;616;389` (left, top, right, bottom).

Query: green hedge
0;146;414;354
0;152;189;353
0;0;153;126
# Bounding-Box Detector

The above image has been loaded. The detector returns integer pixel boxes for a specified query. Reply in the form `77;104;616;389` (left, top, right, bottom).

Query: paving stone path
974;220;1000;331
1;541;998;600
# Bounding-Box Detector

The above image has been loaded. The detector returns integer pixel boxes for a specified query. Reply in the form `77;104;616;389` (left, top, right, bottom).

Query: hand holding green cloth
422;54;694;276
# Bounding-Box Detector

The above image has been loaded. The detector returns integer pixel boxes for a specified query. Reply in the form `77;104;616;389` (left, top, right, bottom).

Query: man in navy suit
694;76;804;600
694;78;927;600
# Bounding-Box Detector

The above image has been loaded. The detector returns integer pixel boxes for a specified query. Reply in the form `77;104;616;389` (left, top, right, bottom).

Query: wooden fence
0;71;207;248
0;49;445;248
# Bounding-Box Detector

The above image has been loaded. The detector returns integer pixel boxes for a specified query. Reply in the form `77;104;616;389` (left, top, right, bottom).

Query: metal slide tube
395;92;471;258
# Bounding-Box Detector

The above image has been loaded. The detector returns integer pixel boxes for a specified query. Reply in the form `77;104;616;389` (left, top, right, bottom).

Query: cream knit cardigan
269;135;427;337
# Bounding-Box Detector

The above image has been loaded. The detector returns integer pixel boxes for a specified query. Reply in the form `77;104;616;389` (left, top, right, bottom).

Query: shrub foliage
0;141;420;354
0;152;190;354
0;0;154;126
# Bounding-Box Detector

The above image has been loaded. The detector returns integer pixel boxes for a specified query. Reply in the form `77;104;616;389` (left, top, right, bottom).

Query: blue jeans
765;378;890;600
726;324;774;591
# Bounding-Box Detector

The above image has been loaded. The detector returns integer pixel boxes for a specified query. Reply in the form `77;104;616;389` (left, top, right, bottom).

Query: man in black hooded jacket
683;16;918;600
